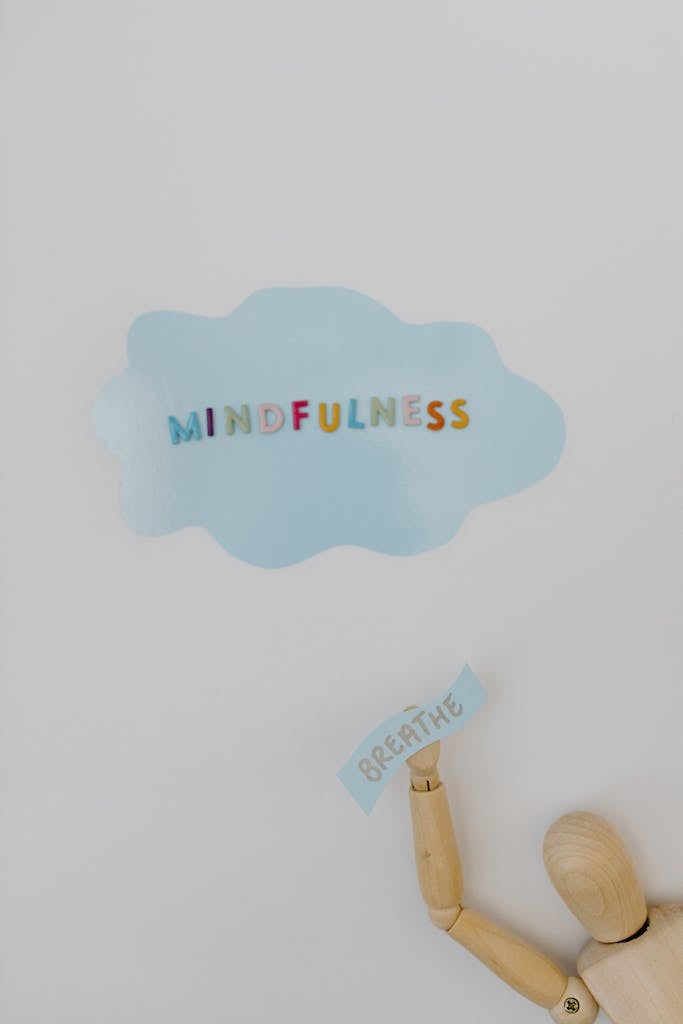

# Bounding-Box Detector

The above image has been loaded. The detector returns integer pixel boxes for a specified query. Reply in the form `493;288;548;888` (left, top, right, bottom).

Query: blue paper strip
338;665;486;813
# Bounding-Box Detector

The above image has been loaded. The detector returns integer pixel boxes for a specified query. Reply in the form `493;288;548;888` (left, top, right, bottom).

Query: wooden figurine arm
407;741;599;1024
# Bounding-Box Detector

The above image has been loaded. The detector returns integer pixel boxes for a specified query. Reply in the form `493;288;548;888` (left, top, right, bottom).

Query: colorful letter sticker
92;287;565;568
338;665;486;813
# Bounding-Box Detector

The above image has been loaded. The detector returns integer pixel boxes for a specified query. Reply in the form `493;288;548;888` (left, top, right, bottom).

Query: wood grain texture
543;812;647;942
578;904;683;1024
447;907;567;1008
409;783;463;926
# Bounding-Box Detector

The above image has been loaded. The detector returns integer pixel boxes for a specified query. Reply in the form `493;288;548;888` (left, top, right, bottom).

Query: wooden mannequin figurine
407;739;683;1023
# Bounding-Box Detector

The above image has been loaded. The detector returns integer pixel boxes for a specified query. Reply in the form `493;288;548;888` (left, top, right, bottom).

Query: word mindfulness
168;395;470;444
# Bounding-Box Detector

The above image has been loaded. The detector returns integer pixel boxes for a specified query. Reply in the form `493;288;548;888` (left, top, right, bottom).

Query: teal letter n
168;412;202;445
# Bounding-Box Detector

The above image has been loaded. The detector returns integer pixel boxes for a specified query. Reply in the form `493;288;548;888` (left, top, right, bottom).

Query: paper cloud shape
93;288;565;567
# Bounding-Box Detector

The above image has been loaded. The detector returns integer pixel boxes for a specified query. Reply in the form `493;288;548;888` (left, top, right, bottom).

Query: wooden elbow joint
429;904;463;931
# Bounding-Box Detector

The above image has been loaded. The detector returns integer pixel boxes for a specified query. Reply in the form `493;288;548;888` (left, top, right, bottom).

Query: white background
2;3;682;1022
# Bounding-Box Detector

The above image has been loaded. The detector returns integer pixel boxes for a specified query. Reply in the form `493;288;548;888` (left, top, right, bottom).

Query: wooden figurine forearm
407;741;599;1023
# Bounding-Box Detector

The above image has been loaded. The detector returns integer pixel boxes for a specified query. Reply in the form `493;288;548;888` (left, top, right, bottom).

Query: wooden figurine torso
578;905;683;1024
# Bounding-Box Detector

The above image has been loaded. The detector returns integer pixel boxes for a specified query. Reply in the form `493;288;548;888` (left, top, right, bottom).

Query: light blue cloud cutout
92;288;565;568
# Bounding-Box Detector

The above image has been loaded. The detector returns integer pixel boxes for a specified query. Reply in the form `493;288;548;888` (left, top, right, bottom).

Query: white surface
1;3;682;1022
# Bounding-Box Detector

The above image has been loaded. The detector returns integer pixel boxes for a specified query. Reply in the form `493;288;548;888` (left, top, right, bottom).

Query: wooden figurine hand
406;742;599;1023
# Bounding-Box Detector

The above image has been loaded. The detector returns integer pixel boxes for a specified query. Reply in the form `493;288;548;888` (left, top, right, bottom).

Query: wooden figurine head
543;812;648;943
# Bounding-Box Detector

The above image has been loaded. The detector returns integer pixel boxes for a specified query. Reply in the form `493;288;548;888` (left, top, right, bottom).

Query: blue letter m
168;412;202;445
